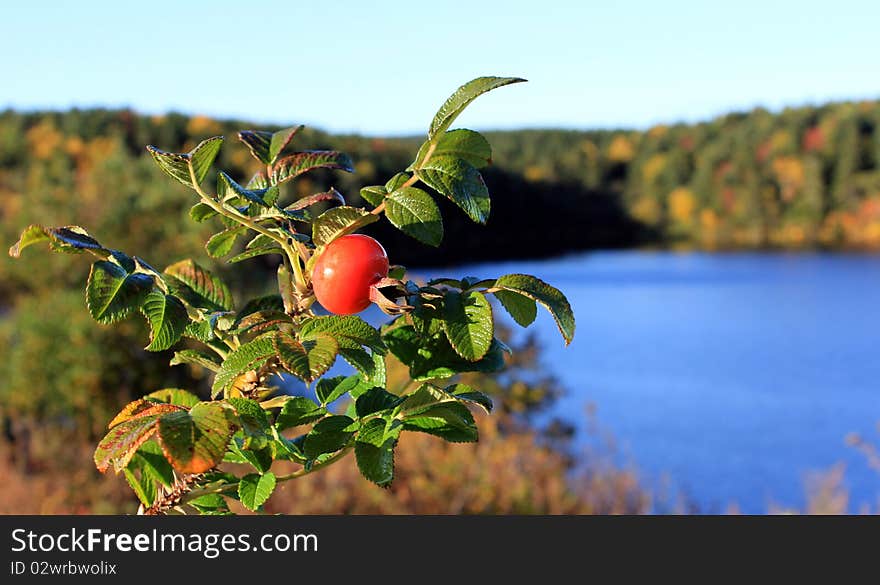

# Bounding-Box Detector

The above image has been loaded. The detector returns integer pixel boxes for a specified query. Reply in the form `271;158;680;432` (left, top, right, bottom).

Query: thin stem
178;446;355;506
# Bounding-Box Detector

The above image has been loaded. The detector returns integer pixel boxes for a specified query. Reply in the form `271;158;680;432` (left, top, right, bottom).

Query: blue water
417;251;880;513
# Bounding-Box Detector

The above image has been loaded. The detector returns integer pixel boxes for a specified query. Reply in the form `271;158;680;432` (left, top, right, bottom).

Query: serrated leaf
355;417;400;486
9;224;109;258
416;155;490;224
402;402;478;443
269;151;354;185
300;315;385;352
493;289;537;328
157;402;237;474
86;260;153;324
142;292;189;351
360;185;386;207
238;472;276;511
270;125;304;162
385;326;506;381
190;202;218;223
316;375;360;406
275;397;326;430
428;76;526;139
443;290;493;361
355;387;405;417
147;136;223;188
445;383;493;413
145;388;201;408
274;331;338;383
234;310;292;335
303;415;355;459
494;274;575;344
228;246;283;264
170;349;221;372
218;171;272;209
385;187;443;246
228;397;272;448
123;467;156;507
311;206;379;247
415;129;492;169
107;399;183;429
212;336;277;397
286;188;346;212
94;416;161;473
165;259;233;312
188;493;230;514
206;225;248;258
133;440;176;487
238;130;273;164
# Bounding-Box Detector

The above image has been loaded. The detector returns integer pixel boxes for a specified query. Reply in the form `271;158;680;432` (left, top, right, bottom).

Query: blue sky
2;0;877;135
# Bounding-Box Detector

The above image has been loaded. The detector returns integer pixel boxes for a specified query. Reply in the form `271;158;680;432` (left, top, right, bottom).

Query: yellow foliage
524;165;546;182
186;114;222;136
647;124;668;139
355;159;375;178
632;196;661;225
771;156;805;201
700;209;719;236
642;154;666;184
607;135;635;163
668;187;696;225
769;129;793;154
26;121;64;160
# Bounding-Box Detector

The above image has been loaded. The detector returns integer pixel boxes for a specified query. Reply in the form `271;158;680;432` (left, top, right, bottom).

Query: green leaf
402;401;478;443
228;245;283;264
493;289;537;328
428;76;526;139
445;383;493;414
416;156;490;224
494;274;575;344
238;472;277;511
415;129;492;169
9;224;109;258
141;292;189;352
94;416;160;473
189;202;217;223
144;388;201;408
355;387;405;417
316;375;360;406
443;290;493;361
238;131;273;164
385;187;443;246
123;467;156;507
157;402;238;474
188;493;231;514
212;336;277;397
146;136;223;188
286;188;346;212
234;310;292;336
355;417;400;486
303;415;356;459
228;440;273;473
270;151;354;185
206;225;248;258
311;206;379;247
275;397;326;430
386;173;411;191
170;349;221;372
132;440;176;487
270;125;304;162
300;315;385;352
274;331;339;383
218;171;271;209
235;294;284;321
228;397;272;448
164;259;233;312
339;347;385;381
385;326;506;381
86;260;153;324
360;185;386;207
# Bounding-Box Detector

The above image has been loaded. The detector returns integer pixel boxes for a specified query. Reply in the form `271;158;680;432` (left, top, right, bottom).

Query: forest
1;100;878;513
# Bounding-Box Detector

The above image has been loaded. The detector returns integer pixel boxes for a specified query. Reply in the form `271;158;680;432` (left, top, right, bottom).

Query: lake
417;251;880;513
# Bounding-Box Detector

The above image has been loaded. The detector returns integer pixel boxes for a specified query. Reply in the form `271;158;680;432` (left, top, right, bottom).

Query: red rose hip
311;234;389;315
